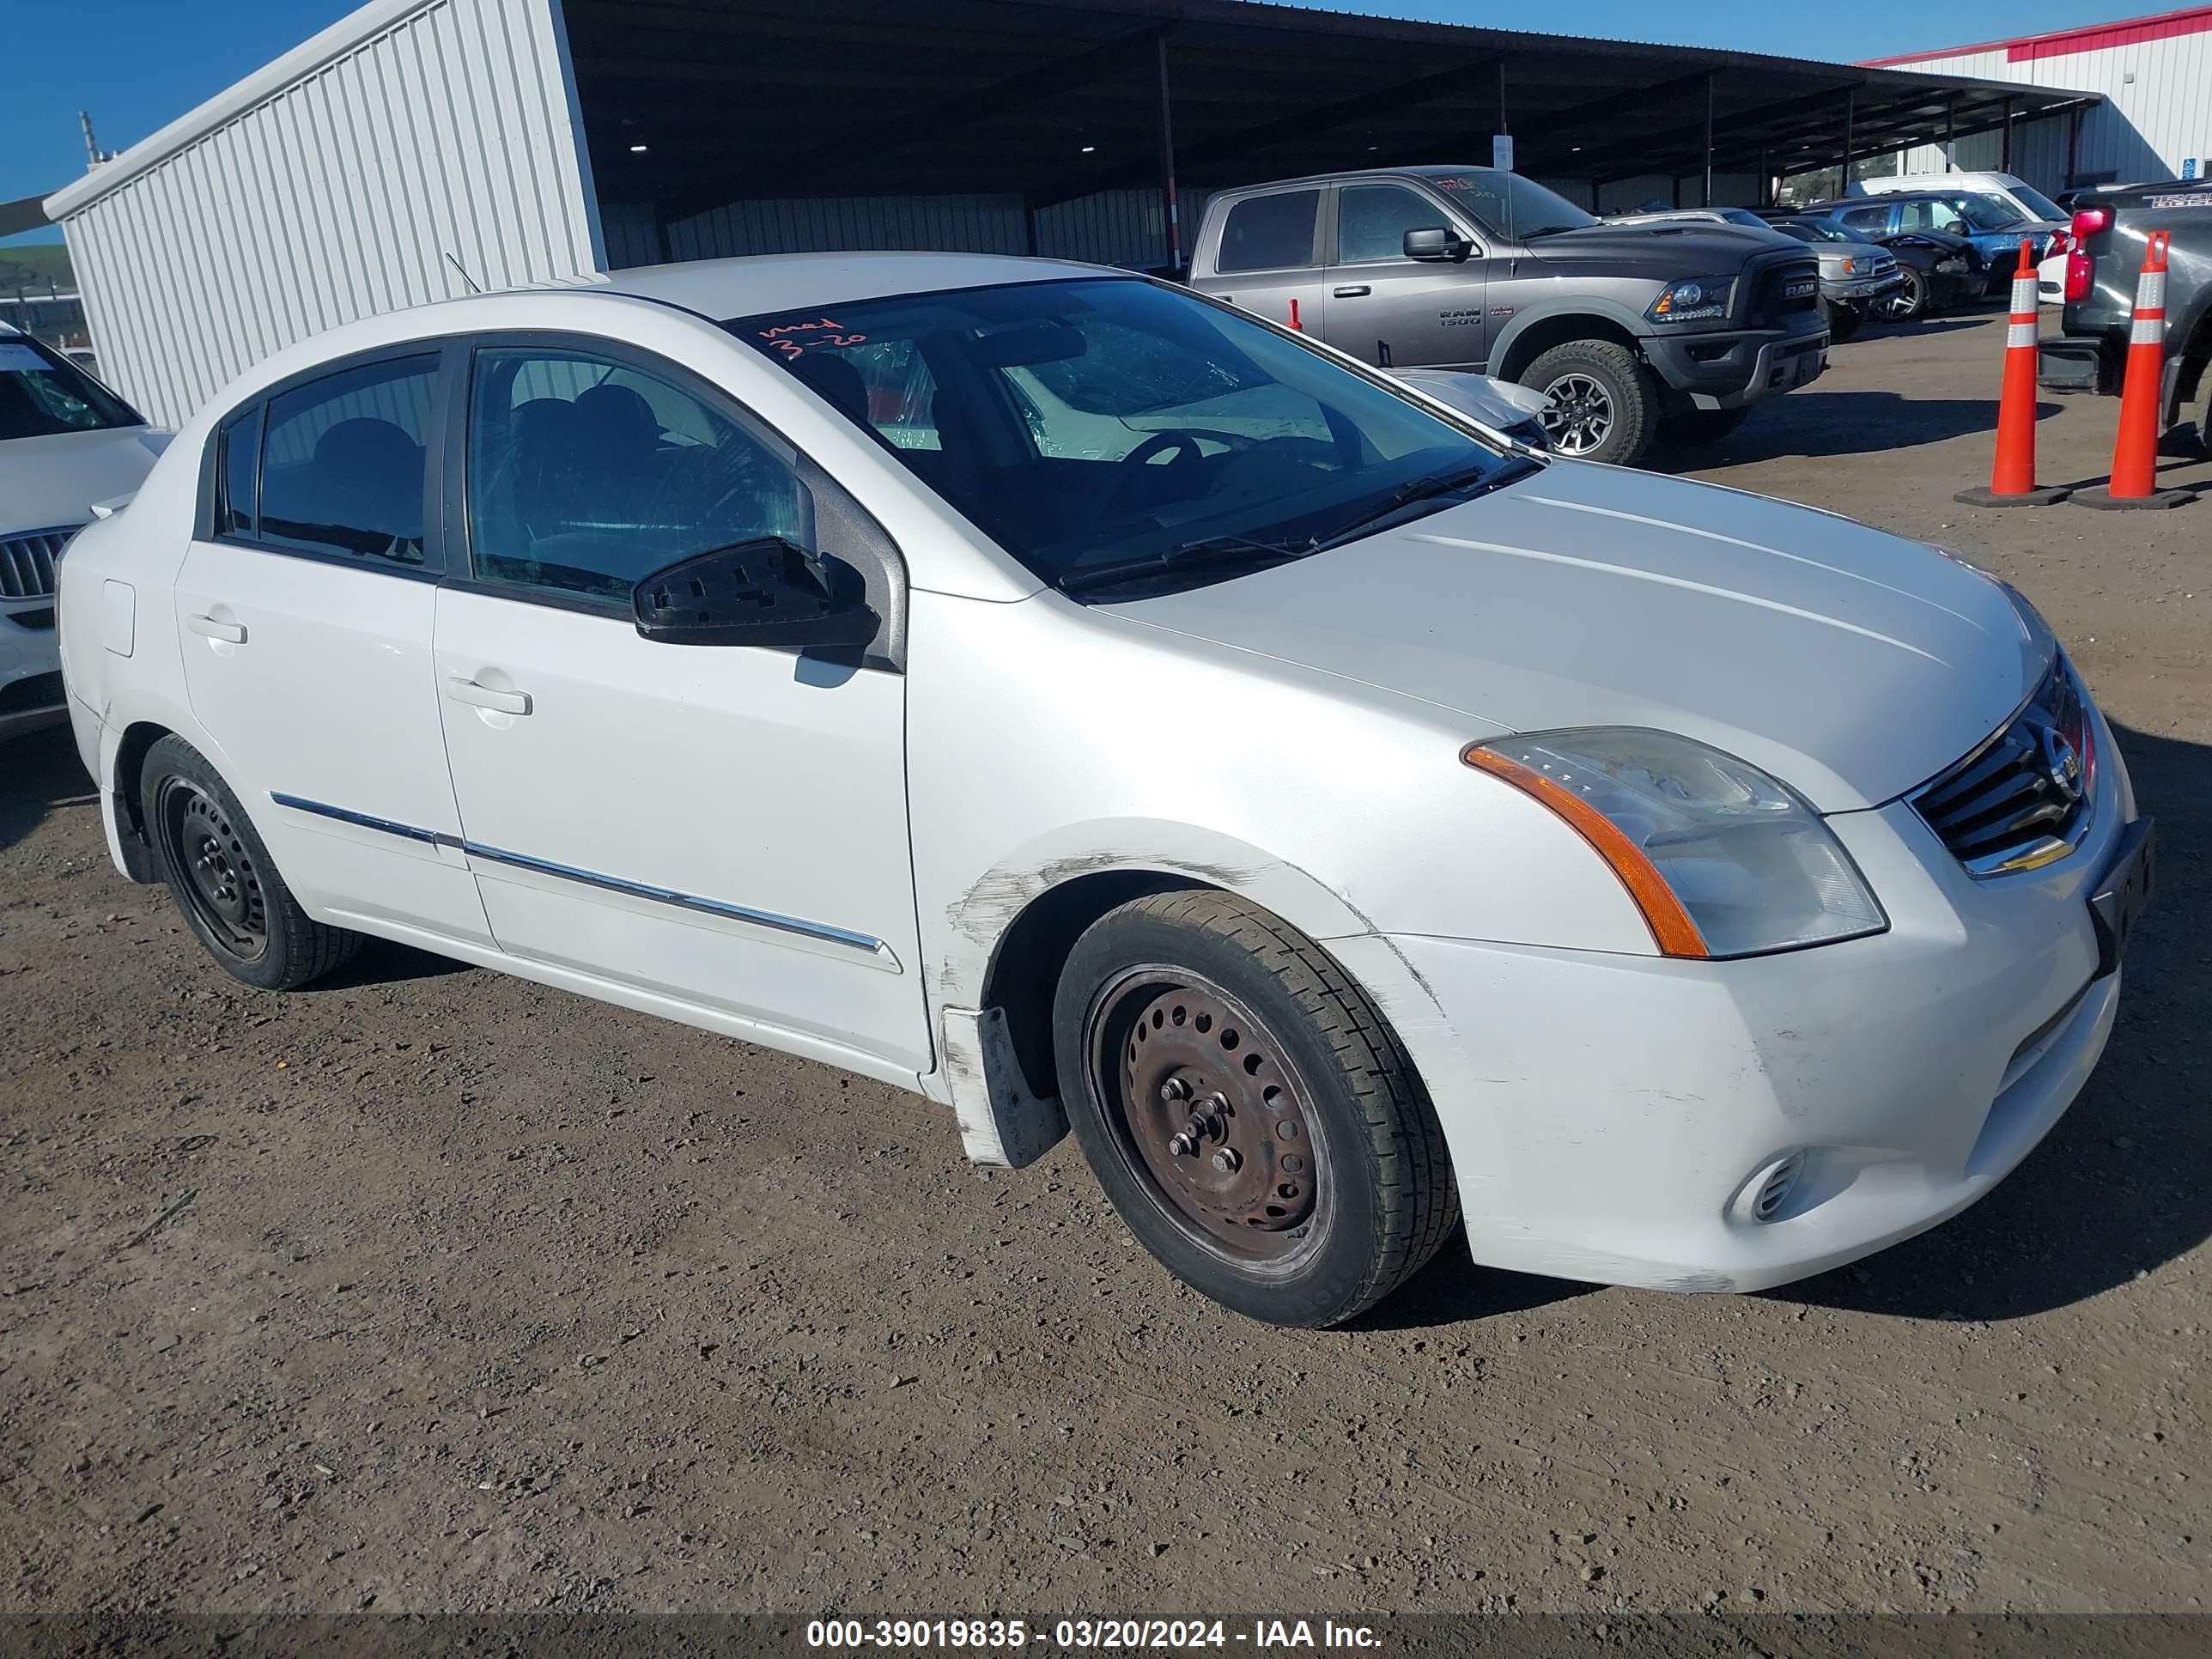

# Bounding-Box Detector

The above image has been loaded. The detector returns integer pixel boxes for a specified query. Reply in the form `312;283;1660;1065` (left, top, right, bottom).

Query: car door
431;337;930;1074
1324;180;1487;369
173;345;493;945
1206;186;1329;338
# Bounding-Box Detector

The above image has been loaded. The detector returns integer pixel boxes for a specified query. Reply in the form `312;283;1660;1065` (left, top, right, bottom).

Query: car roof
599;251;1120;319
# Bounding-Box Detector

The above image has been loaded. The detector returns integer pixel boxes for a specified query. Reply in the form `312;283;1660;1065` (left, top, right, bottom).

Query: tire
1878;266;1929;323
1656;407;1750;447
140;733;362;991
1521;338;1659;467
2169;362;2211;460
1826;302;1863;343
1052;890;1458;1328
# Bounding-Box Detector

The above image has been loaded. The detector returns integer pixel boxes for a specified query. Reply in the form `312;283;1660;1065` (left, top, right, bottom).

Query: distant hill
0;245;76;292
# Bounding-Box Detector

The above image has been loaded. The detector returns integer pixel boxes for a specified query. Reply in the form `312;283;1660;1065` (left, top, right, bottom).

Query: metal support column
1841;88;1855;193
2067;104;2084;187
2002;96;2014;172
1155;34;1182;275
1945;94;1956;166
1702;73;1715;206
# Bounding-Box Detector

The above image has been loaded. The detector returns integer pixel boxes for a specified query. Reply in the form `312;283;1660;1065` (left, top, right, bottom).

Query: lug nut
1168;1131;1198;1158
1159;1077;1191;1104
1211;1147;1242;1174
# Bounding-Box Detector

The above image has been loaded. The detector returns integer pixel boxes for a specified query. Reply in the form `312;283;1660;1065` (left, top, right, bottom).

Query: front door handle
1333;284;1372;298
446;676;532;716
186;614;246;644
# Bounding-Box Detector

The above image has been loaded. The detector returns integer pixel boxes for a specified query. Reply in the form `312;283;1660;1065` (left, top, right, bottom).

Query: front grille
0;670;64;716
1912;657;2093;876
0;526;77;599
1867;254;1897;277
1747;258;1821;324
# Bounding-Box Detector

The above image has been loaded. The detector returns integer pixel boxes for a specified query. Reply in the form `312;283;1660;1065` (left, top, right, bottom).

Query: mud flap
941;1005;1067;1169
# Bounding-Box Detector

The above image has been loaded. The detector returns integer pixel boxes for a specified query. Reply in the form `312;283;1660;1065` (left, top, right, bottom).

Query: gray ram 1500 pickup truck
1187;166;1829;467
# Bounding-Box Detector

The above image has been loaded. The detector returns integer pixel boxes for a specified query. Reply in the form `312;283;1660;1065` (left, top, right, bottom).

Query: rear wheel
1053;890;1458;1328
142;734;362;991
1522;339;1659;467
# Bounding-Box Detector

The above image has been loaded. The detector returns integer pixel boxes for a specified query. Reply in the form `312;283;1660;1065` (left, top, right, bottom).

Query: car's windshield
0;335;143;441
2009;182;2066;222
1945;193;2027;231
1427;170;1599;240
728;277;1531;594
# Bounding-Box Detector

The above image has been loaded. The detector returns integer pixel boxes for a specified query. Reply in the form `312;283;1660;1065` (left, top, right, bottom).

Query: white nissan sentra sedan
57;253;2152;1328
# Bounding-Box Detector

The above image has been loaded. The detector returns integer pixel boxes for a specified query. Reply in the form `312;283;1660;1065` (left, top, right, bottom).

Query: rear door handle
186;614;246;644
1333;285;1372;298
446;676;532;716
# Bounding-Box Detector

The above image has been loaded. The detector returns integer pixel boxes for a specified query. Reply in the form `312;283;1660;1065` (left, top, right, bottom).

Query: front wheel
1053;890;1458;1328
1522;339;1660;467
1877;267;1929;322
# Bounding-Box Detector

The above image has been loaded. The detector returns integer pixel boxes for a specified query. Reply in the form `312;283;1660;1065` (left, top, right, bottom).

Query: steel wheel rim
1540;372;1614;455
158;777;269;962
1084;964;1329;1273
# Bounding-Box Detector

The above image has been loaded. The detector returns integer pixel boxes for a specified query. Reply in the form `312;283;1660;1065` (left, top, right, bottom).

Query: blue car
1791;192;2062;295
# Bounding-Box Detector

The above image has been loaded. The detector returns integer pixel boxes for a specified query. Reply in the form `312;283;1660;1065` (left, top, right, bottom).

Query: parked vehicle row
1186;166;1829;469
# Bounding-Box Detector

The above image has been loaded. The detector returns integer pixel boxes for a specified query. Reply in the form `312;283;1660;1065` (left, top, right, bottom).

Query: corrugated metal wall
1872;26;2209;189
53;0;599;428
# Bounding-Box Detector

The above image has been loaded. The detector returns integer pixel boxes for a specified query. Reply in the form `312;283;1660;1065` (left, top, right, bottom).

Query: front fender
1490;298;1653;378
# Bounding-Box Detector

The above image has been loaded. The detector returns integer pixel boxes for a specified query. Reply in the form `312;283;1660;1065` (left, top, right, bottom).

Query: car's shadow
1649;390;2057;469
0;726;96;852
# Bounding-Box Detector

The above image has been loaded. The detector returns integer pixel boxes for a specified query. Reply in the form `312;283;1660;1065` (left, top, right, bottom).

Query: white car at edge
0;322;168;741
56;252;2152;1328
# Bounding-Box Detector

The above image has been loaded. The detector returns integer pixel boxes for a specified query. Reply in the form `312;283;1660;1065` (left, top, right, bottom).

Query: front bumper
1824;272;1905;306
1644;317;1830;410
0;600;65;742
1334;699;2138;1295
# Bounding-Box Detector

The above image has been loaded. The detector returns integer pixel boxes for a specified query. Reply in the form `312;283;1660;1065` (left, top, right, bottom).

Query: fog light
1732;1152;1806;1224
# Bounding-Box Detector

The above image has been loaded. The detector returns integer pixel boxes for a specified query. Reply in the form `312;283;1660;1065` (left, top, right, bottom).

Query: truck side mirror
1403;227;1474;263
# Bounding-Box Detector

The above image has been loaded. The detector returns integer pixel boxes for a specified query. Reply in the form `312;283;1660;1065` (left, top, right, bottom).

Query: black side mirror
634;537;878;650
1403;227;1473;263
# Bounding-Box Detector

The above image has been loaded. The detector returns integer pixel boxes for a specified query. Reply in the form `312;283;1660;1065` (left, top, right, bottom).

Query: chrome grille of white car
0;527;76;600
1912;658;2092;877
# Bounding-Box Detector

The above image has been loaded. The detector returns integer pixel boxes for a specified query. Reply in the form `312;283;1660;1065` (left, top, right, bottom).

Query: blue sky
0;0;2152;246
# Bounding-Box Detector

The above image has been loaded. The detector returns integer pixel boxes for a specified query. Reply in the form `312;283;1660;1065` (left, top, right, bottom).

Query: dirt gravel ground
3;309;2209;1623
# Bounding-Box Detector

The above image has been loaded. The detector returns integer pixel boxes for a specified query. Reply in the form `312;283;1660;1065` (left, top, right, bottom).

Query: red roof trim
1861;3;2212;66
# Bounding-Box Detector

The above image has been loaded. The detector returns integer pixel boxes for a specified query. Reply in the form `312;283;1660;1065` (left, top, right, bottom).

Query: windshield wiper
1055;532;1308;596
1309;458;1534;553
1521;223;1580;239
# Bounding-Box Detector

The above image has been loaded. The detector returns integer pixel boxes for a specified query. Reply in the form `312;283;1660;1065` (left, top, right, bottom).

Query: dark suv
1186;167;1829;466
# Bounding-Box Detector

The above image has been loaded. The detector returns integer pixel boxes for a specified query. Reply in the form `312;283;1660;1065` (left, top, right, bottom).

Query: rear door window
1216;191;1322;273
1841;205;1893;236
258;356;438;566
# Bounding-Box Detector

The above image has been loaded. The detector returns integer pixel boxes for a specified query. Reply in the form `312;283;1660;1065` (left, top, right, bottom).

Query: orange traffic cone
1956;240;2069;506
2076;230;2194;510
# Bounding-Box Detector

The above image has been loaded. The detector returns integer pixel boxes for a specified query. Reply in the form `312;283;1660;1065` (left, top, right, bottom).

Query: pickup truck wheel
1522;340;1657;465
1052;890;1458;1328
141;734;363;991
1656;407;1750;447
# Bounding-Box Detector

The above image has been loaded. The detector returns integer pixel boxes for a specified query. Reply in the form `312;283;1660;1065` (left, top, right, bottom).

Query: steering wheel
1090;429;1214;526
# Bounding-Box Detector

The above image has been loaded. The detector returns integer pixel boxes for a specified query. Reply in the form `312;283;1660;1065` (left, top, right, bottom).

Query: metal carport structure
47;0;2097;425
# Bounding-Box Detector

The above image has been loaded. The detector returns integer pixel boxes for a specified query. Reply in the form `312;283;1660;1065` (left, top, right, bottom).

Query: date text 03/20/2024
806;1620;1382;1650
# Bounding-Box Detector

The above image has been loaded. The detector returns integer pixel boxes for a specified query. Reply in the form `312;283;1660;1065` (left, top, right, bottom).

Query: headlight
1462;729;1887;959
1839;258;1857;275
1646;276;1735;324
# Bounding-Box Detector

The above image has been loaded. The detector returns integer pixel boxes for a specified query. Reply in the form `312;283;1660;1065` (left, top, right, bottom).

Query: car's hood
1109;461;2048;811
0;426;168;535
1814;240;1892;274
1522;223;1778;273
